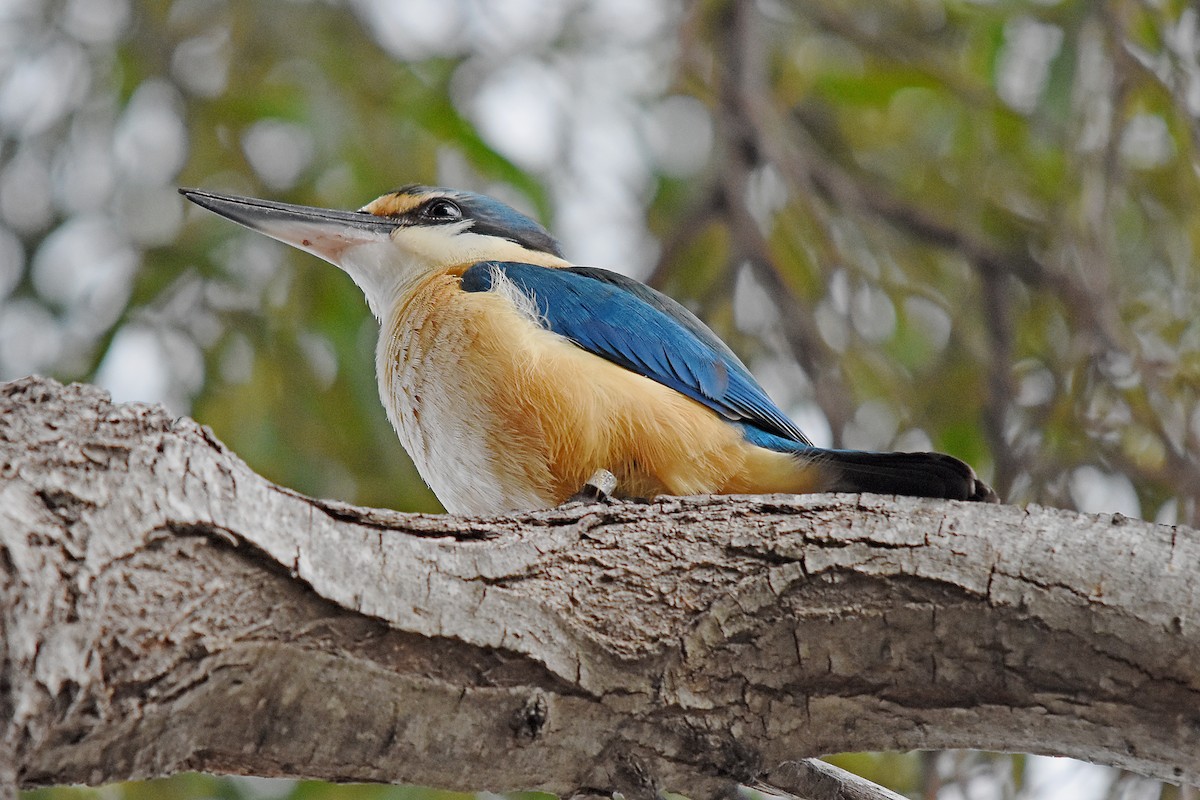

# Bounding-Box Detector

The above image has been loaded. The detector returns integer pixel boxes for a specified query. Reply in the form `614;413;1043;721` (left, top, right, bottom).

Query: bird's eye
422;199;463;221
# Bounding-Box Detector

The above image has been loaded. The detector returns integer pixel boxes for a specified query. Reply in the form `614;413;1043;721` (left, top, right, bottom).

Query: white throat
338;222;570;318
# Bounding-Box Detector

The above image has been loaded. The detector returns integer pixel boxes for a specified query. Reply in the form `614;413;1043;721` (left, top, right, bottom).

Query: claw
564;469;618;504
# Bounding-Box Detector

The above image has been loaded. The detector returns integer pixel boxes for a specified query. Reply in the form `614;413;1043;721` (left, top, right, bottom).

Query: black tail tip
968;474;1001;503
940;452;1000;502
827;450;1001;503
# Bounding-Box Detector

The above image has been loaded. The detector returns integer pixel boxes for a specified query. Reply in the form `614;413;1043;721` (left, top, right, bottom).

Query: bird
180;185;998;514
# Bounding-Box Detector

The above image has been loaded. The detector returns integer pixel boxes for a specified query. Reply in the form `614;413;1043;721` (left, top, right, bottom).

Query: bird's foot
564;469;618;505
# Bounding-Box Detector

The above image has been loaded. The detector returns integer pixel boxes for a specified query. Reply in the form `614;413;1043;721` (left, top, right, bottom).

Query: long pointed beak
179;188;400;266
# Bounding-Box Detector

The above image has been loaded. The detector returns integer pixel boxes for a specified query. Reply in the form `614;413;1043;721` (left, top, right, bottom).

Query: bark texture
1;376;1198;798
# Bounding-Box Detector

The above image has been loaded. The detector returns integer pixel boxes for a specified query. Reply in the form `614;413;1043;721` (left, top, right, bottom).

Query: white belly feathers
375;274;552;515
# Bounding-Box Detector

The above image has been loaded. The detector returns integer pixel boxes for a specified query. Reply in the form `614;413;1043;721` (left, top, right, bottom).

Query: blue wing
460;261;813;447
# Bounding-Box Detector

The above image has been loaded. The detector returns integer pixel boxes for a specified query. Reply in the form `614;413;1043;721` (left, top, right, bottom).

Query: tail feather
818;449;999;503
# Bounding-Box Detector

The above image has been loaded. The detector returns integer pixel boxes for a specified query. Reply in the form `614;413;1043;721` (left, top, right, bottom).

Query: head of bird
180;186;567;319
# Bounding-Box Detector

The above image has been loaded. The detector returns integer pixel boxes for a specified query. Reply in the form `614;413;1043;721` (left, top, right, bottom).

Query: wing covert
460;261;812;446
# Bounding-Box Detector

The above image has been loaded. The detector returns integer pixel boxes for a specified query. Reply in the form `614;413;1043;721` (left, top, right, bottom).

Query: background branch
758;760;910;800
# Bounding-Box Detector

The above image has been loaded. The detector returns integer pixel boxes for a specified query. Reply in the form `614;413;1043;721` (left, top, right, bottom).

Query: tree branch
2;376;1198;799
758;760;909;800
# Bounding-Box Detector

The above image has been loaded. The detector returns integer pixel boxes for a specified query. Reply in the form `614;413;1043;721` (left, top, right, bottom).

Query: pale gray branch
1;376;1198;799
758;760;909;800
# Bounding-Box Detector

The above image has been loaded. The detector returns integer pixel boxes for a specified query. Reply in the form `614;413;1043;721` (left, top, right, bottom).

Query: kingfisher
180;185;997;514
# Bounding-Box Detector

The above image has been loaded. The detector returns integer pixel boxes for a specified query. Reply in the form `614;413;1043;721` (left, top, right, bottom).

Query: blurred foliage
3;0;1200;798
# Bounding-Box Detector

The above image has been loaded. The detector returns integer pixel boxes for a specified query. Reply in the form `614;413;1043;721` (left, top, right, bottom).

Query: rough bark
1;376;1197;799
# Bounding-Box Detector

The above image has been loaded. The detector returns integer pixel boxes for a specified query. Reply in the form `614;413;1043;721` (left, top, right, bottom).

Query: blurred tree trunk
1;376;1198;800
